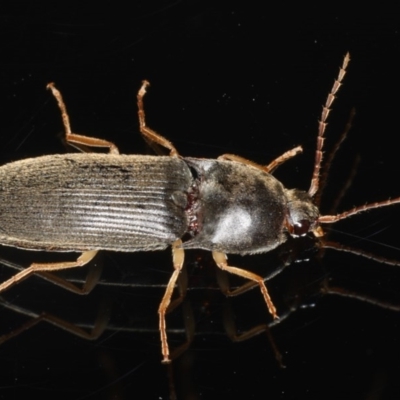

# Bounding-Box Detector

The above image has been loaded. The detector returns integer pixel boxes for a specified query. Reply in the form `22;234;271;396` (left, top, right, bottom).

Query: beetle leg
167;299;195;361
164;259;188;313
47;83;120;154
212;251;278;320
222;299;285;368
219;145;302;174
0;251;98;294
158;239;184;363
0;295;110;345
37;259;103;295
137;81;179;157
263;145;303;173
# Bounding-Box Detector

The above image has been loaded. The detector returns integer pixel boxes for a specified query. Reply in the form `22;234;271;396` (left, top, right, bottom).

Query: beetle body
0;153;316;255
3;54;398;363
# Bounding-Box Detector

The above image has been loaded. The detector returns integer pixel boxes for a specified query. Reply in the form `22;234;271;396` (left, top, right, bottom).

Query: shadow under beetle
0;53;399;363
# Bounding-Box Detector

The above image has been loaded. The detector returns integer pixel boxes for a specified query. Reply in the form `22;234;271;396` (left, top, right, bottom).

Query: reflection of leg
222;300;284;368
0;251;98;294
168;300;195;362
158;240;185;363
212;251;278;319
37;258;103;295
47;83;120;154
0;296;110;345
321;277;400;312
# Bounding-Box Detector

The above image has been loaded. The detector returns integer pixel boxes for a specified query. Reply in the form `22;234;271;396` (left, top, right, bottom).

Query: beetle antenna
308;52;350;197
319;197;400;224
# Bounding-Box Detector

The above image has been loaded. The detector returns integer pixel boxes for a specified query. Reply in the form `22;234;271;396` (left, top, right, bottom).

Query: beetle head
285;189;321;238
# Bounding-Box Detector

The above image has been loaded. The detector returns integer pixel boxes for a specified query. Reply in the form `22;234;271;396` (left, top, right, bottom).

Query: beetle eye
293;220;310;236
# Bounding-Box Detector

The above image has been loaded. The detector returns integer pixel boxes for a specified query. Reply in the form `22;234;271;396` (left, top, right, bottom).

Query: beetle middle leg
212;251;278;319
158;239;185;363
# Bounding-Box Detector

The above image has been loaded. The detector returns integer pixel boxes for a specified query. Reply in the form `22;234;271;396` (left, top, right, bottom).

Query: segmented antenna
319;197;400;224
308;54;400;224
308;53;350;197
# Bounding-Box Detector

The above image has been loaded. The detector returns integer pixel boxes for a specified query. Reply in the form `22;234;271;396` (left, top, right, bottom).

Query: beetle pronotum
0;53;399;363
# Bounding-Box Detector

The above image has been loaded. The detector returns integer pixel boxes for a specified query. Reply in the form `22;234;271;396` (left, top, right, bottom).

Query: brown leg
137;81;179;157
0;256;101;294
263;146;303;173
0;251;98;294
165;259;188;314
37;259;103;295
47;83;120;154
212;251;278;319
219;145;302;174
158;240;185;363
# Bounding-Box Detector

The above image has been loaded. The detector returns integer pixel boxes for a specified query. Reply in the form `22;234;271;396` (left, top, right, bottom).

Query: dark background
1;5;400;399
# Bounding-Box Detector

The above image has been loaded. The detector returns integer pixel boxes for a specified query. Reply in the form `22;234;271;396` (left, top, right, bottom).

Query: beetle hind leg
0;250;98;294
137;81;179;157
47;83;120;154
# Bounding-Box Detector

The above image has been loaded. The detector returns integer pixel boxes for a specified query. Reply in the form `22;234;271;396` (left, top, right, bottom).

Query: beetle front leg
212;251;278;320
219;145;302;174
0;251;98;294
47;83;120;154
158;239;185;363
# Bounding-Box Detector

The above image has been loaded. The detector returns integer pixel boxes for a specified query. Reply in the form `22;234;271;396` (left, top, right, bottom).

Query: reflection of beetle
0;53;398;363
